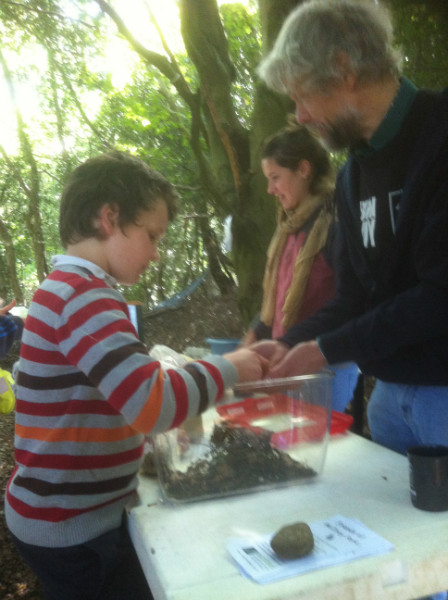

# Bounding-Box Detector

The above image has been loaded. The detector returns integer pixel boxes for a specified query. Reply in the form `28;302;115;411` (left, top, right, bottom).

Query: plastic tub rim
233;370;334;395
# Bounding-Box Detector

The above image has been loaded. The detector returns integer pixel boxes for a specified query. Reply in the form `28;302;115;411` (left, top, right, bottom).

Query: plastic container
205;337;240;354
152;373;335;504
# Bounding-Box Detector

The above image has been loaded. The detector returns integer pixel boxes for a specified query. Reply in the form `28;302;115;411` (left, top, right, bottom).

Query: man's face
290;83;364;151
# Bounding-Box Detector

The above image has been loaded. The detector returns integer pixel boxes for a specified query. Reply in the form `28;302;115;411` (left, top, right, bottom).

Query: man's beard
310;108;365;152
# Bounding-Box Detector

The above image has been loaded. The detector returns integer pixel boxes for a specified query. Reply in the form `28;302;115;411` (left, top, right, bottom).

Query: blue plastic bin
206;337;240;355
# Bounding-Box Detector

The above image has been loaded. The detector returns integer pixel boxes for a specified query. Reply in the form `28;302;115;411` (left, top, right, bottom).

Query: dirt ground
0;288;245;599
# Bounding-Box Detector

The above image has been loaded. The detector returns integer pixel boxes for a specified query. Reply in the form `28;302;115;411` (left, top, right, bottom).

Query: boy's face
105;199;169;285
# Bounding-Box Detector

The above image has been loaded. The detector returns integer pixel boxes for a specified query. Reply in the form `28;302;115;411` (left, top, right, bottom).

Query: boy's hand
223;348;268;382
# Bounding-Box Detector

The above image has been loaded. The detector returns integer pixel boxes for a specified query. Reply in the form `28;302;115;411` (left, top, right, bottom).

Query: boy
5;151;265;600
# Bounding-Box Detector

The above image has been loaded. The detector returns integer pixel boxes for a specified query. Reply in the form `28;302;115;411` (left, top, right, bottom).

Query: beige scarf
260;194;334;331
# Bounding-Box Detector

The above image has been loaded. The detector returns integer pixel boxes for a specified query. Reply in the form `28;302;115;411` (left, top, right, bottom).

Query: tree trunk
0;48;48;283
178;0;302;323
96;0;304;323
0;218;24;304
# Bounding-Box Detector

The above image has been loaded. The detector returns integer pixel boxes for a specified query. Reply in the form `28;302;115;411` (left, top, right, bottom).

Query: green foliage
389;0;448;89
220;3;261;126
0;0;447;311
91;59;220;306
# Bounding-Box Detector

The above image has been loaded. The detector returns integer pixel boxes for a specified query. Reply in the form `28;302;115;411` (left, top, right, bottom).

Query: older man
255;0;448;457
256;9;447;599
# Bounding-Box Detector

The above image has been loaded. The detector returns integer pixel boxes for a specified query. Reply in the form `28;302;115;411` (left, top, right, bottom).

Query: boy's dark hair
59;151;178;247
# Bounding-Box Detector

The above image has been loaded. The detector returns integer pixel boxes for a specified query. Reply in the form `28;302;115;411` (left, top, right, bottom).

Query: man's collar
353;77;418;158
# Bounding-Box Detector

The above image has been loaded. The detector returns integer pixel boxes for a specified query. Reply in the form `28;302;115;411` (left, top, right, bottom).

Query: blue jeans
9;513;153;600
329;362;360;413
367;380;448;455
368;380;448;600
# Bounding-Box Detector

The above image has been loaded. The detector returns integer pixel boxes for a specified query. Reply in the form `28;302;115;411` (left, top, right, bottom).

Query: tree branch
94;0;197;114
1;1;96;28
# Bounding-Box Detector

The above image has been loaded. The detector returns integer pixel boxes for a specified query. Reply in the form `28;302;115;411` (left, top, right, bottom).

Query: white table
128;433;448;600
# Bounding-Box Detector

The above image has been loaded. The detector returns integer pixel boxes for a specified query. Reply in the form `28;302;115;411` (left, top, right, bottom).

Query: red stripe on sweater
108;361;161;412
47;269;98;286
6;487;134;523
24;315;58;344
47;271;110;299
33;288;66;314
16;399;119;417
14;445;144;470
66;320;129;364
20;344;71;365
167;369;189;428
58;298;126;344
197;361;224;399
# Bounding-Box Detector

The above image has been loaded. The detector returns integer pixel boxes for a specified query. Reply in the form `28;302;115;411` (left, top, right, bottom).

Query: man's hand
223;348;269;382
268;341;328;378
249;340;290;367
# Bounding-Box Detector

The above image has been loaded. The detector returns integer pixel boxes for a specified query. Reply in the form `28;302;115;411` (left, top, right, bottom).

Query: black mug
408;445;448;512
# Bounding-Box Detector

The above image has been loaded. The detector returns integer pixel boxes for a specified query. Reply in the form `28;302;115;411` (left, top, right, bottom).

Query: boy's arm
53;287;263;436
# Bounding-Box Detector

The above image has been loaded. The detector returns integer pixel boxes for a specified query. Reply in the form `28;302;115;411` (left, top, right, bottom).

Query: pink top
272;231;336;338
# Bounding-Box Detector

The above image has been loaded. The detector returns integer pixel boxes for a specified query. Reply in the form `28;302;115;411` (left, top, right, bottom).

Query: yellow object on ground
0;369;15;414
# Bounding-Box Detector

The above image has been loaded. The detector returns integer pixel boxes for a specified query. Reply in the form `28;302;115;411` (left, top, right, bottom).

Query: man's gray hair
258;0;403;96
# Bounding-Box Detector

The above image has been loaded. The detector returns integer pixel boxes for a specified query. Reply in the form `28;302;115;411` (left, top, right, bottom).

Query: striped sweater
5;256;237;547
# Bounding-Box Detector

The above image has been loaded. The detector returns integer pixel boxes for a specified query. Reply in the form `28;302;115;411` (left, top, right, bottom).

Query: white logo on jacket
388;189;403;234
360;196;376;248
